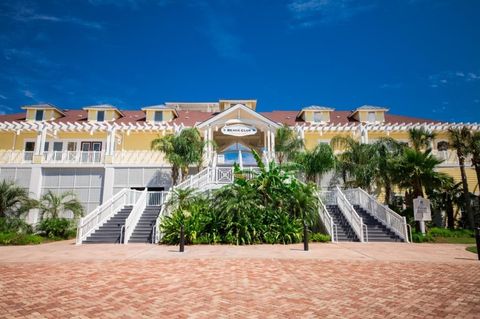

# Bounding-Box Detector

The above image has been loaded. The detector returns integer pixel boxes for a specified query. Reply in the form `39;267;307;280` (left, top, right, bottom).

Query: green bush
428;227;474;238
310;233;331;242
0;232;43;245
0;217;33;234
37;218;75;239
411;232;434;243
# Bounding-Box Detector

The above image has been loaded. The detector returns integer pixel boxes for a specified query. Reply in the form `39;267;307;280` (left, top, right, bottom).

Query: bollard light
179;224;185;252
303;221;309;251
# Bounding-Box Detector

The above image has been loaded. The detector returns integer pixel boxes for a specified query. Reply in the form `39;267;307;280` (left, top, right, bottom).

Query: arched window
437;141;448;151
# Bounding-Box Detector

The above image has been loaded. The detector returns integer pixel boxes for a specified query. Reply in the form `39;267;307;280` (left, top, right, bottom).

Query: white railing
318;190;336;205
43;151;104;164
76;188;141;244
0;150;33;163
317;192;337;242
124;190;148;244
334;186;366;242
148;191;167;206
343;188;409;242
154;190;174;243
113;150;167;164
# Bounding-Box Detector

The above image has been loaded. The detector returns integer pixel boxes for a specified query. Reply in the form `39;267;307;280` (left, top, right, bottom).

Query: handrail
317;192;337;242
76;188;138;244
154;189;174;243
344;188;409;242
124;189;148;244
334;186;365;242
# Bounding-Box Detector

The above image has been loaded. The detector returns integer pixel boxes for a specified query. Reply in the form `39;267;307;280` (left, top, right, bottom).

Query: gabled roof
297;105;335;119
21;103;66;116
196;103;281;129
141;104;179;117
82;104;124;117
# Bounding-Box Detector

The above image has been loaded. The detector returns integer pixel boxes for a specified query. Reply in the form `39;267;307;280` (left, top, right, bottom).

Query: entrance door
80;142;102;163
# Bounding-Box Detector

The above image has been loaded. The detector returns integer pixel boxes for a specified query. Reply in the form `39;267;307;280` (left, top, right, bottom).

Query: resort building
0;100;478;227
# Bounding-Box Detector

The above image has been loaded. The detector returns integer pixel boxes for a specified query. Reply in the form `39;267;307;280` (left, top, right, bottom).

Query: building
0;100;478;224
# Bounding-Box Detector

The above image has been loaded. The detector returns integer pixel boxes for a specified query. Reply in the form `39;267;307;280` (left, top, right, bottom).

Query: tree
427;177;462;229
295;143;335;184
469;131;480;192
38;190;84;220
372;138;405;205
331;136;377;191
408;127;436;152
0;180;33;218
151;128;205;185
274;125;304;165
448;127;475;229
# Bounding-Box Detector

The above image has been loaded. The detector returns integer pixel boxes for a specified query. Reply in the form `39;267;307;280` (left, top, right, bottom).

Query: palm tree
295;143;335;184
331;136;377;191
448;127;475;229
427;177;462;229
408;127;436;152
0;180;33;218
392;148;446;199
469;131;480;192
274;125;304;165
38;190;84;220
151;128;205;185
372;138;405;205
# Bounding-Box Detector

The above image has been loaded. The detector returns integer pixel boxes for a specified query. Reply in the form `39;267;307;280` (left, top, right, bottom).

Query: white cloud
22;90;35;99
288;0;375;28
456;72;465;77
0;94;6;99
2;3;103;29
380;83;402;89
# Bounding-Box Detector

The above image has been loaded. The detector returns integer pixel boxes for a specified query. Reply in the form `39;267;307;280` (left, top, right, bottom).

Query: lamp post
303;221;309;251
179;224;185;252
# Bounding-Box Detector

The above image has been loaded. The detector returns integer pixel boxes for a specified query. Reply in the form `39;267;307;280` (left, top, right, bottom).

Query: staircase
83;206;132;244
326;205;359;242
353;205;403;242
128;206;161;243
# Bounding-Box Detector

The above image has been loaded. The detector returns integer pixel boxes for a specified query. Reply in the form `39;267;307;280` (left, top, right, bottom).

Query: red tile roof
0;109;440;126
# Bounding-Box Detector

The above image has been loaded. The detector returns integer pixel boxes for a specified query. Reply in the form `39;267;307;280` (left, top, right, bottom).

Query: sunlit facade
0;100;478;223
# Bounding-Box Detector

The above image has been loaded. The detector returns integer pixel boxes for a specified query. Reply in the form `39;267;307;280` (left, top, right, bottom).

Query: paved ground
1;242;479;318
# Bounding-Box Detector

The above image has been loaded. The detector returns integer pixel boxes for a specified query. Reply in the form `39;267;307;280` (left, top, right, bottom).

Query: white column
34;128;47;155
27;167;42;224
102;167;115;203
105;131;111;156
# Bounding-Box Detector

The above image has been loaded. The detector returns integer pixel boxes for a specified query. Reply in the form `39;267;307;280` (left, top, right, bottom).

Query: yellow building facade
0;101;478;223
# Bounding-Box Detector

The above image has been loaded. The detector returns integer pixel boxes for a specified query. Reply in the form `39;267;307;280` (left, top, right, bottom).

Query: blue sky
0;0;479;122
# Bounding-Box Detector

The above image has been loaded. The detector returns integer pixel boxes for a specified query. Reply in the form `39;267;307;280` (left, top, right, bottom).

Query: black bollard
179;224;185;252
475;227;480;261
303;222;309;251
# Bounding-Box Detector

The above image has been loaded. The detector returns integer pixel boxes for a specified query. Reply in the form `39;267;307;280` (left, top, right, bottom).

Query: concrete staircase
83;206;133;244
128;206;161;243
326;205;359;242
353;205;404;242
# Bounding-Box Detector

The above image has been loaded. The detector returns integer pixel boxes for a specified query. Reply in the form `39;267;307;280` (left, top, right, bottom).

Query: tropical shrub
160;151;326;245
411;232;434;243
37;218;76;239
0;180;35;218
0;232;43;245
0;217;33;234
310;233;331;242
38;191;84;220
428;227;473;238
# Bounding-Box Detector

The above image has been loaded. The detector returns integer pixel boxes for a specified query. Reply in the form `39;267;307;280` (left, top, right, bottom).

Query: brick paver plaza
1;241;479;318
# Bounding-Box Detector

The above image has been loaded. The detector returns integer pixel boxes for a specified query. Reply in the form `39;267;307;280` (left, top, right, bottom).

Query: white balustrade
0;150;31;163
343;188;409;242
317;193;337;242
113;150;166;164
76;188;141;244
124;190;148;244
43;151;104;164
334;186;366;242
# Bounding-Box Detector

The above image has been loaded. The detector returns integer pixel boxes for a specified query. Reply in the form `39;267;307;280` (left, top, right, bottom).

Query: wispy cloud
429;70;480;88
288;0;376;28
1;2;103;29
380;83;402;89
0;94;7;100
22;89;35;100
88;0;170;9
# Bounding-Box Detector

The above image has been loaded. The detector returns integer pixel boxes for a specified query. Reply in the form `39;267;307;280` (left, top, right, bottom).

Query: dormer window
35;110;44;121
367;111;376;122
154;111;163;122
313;112;328;122
97;110;105;122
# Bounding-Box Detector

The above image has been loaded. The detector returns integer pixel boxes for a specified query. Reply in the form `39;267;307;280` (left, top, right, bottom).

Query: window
154;111;163;122
97;110;105;121
437;141;448;151
313;112;322;122
44;142;49;152
67;142;77;151
367;112;376;122
25;142;35;152
53;142;63;152
35;110;44;121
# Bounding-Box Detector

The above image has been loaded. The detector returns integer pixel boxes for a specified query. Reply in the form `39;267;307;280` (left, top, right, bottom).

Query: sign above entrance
221;124;257;137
